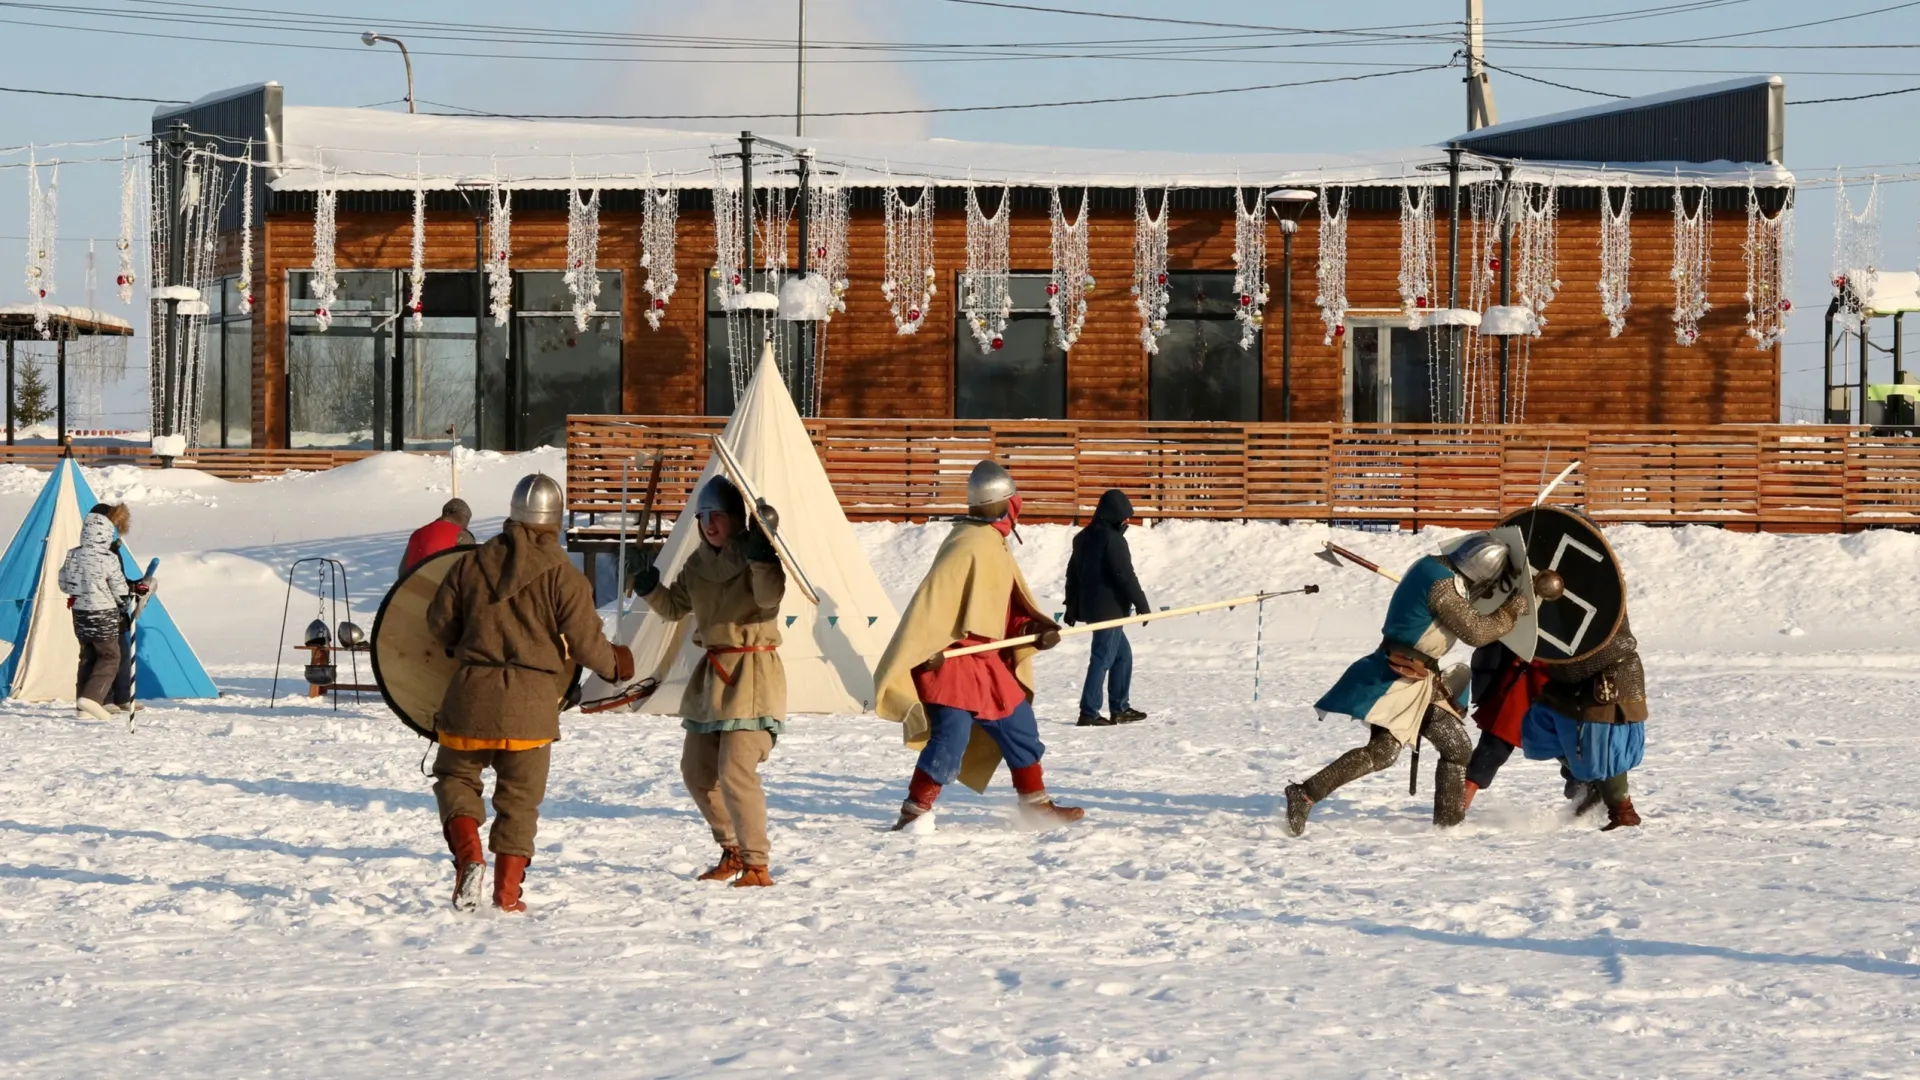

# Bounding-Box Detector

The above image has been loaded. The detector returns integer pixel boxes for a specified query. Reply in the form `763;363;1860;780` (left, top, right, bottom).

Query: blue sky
3;0;1917;426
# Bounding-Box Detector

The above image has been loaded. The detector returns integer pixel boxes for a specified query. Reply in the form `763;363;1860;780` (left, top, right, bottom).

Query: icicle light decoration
712;165;745;310
565;186;602;331
1743;183;1793;350
1830;172;1879;333
809;179;850;319
1462;182;1504;424
1513;182;1562;336
310;172;339;333
236;141;254;313
117;142;138;304
1598;184;1633;337
487;181;511;326
1314;186;1348;346
1398;184;1436;328
1670;184;1713;346
407;171;426;329
1228;186;1270;350
640;174;678;331
882;179;935;335
1048;187;1092;351
963;184;1012;352
25;156;57;335
1133;186;1171;353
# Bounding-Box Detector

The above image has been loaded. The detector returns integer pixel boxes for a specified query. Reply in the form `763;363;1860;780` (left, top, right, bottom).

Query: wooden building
155;78;1792;451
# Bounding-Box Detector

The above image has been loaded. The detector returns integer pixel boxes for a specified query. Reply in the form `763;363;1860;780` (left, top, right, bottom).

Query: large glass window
514;271;621;449
1149;272;1260;422
192;277;253;448
705;270;808;417
287;270;394;449
955;273;1066;420
1345;320;1442;423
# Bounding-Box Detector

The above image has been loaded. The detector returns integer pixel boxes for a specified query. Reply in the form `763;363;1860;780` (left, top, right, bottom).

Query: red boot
1462;780;1480;812
494;854;529;913
445;817;485;912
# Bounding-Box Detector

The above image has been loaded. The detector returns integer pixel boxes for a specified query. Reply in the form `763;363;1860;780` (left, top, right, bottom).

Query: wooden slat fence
567;418;1920;537
0;444;384;479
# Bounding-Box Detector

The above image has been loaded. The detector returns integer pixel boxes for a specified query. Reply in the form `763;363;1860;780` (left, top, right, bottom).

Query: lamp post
1266;189;1315;422
361;32;416;114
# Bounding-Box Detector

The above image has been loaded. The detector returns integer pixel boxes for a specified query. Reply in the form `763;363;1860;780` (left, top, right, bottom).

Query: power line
418;64;1451;121
1480;62;1628;99
1794;83;1920;104
0;83;184;104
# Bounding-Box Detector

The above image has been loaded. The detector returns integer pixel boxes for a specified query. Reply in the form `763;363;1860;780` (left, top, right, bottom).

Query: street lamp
361;32;416;114
1266;188;1315;422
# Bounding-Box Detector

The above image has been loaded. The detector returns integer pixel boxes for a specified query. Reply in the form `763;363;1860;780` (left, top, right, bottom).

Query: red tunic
402;519;466;575
910;591;1030;722
1473;653;1551;747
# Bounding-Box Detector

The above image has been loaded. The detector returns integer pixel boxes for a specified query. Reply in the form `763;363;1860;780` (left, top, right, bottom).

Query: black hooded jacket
1064;489;1152;625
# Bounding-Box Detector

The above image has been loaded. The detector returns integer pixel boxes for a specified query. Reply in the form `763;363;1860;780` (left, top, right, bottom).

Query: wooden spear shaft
941;587;1318;659
1322;542;1402;583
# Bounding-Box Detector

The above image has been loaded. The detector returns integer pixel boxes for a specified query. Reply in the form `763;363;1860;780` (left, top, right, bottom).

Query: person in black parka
1064;489;1152;726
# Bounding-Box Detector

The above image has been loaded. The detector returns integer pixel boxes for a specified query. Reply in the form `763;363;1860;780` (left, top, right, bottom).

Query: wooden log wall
252;188;1779;446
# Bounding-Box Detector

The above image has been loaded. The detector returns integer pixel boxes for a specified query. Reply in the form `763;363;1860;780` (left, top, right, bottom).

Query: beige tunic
644;539;787;723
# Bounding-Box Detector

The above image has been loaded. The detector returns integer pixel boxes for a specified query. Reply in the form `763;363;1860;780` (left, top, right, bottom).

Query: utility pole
796;0;807;138
1465;0;1498;131
160;120;190;440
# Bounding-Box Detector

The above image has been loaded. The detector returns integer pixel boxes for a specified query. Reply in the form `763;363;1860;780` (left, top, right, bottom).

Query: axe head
1315;546;1346;569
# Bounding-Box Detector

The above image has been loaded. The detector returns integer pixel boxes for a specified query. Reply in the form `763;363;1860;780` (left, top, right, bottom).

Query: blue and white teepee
0;459;217;701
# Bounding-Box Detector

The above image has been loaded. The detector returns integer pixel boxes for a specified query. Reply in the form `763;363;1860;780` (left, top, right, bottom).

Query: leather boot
1574;784;1607;818
1601;797;1641;832
1284;783;1313;837
445;816;486;912
1017;793;1085;826
890;800;931;832
698;846;744;882
732;865;774;887
493;854;529;913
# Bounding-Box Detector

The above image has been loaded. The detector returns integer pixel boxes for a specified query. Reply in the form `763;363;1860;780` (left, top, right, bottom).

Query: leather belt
704;645;777;687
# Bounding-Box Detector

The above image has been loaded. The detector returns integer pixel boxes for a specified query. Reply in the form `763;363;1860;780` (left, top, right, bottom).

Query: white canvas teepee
593;347;898;715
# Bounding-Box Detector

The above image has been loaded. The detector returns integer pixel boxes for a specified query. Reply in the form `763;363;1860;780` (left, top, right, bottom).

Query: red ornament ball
991;336;1004;351
1834;275;1848;290
1334;324;1346;337
816;246;827;259
37;289;46;298
908;308;922;322
1780;298;1792;312
496;250;507;260
653;298;666;310
731;273;742;286
1156;272;1168;286
1414;296;1429;309
1046;282;1060;297
1239;294;1252;307
115;275;128;286
412;301;423;313
1488;258;1501;271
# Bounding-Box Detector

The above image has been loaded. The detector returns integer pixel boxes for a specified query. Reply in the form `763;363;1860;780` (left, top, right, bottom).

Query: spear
941;586;1320;659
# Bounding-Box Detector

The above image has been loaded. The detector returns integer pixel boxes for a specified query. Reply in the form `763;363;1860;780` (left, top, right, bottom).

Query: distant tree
14;358;52;427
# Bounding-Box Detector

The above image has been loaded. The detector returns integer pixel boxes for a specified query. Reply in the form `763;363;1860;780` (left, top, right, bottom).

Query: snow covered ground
3;454;1919;1078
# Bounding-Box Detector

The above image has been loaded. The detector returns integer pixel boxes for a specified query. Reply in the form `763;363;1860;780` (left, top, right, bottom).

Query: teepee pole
710;432;822;605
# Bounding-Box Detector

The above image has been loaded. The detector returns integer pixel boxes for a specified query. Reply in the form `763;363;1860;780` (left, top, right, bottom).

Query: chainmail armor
1544;615;1646;717
1426;577;1524;649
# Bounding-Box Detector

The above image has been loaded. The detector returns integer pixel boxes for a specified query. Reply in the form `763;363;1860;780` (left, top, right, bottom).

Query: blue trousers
1520;702;1644;782
1077;627;1133;716
914;700;1045;785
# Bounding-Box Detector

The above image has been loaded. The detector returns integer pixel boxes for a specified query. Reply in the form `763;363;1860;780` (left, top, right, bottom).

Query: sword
940;586;1319;659
709;432;822;605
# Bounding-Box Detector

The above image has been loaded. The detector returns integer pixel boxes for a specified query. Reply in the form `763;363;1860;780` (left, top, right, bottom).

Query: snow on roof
267;105;1787;194
1854;270;1920;316
0;305;135;334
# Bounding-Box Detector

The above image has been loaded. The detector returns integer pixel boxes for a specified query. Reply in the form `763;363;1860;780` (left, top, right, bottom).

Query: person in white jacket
57;509;147;722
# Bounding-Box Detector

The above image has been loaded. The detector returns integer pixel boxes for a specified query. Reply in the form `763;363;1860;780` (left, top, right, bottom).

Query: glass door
1345;320;1446;423
512;271;623;449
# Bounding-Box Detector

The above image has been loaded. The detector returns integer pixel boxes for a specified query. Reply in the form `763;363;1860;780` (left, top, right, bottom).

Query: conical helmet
967;460;1016;506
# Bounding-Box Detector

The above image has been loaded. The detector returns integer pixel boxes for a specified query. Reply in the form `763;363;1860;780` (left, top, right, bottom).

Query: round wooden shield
1497;505;1626;664
370;546;473;740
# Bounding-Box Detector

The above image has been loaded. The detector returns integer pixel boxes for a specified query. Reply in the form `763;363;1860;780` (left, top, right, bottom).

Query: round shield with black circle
1497;505;1626;664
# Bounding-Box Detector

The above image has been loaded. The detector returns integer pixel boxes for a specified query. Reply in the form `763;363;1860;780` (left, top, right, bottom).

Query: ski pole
943;586;1320;659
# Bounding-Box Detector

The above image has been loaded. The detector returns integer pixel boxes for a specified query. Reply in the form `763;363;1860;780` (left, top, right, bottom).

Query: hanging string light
640;170;678;331
1513;181;1562;336
1598;184;1633;338
1228;185;1270;351
712;162;745;311
1671;183;1713;346
1397;184;1435;328
565;182;602;332
1743;182;1793;350
25;155;57;337
1830;172;1879;333
1463;181;1503;424
487;180;511;326
1133;186;1171;353
407;166;427;330
1313;186;1348;347
1049;186;1092;351
882;177;935;335
310;169;339;333
963;184;1012;352
808;178;850;320
236;140;254;314
117;141;138;304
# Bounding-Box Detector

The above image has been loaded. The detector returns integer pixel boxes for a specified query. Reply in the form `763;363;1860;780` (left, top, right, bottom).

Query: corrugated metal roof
1454;76;1783;166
